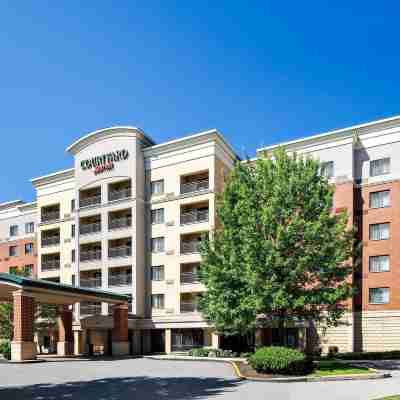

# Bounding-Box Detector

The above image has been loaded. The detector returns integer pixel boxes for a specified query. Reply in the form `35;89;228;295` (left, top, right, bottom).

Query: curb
231;361;391;382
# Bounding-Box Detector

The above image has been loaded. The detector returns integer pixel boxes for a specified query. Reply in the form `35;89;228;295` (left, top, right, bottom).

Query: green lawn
312;361;372;377
374;397;400;400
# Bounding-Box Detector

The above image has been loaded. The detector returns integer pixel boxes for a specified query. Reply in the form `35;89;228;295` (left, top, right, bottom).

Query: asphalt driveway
0;358;400;400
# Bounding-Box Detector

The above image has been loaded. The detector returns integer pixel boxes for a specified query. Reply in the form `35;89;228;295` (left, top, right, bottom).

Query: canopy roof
0;273;129;305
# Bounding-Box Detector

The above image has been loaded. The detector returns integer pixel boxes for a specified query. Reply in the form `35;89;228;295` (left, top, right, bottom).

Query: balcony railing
80;303;102;316
180;179;209;195
41;260;60;271
79;195;101;208
108;246;132;258
80;222;101;235
108;216;132;230
180;209;209;225
41;211;60;223
41;236;60;247
109;188;132;202
181;271;200;284
108;273;132;287
80;277;102;288
181;240;202;254
180;301;199;313
80;249;102;262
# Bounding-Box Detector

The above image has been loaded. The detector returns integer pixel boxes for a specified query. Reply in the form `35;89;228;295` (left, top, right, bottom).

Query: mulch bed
235;361;289;379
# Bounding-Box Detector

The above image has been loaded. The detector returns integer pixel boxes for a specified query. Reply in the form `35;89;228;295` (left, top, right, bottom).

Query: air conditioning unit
165;308;174;314
166;250;174;255
64;213;71;219
64;239;71;243
165;221;175;227
166;279;174;285
166;192;175;199
64;264;71;268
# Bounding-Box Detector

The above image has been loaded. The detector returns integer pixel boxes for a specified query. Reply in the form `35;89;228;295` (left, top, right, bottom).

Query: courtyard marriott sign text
81;149;129;175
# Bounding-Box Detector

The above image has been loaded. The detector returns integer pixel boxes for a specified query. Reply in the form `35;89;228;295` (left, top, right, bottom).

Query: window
369;255;390;273
9;246;17;257
25;222;35;234
151;237;165;253
370;190;390;209
369;288;390;304
151;265;165;281
370;158;390;177
9;266;18;275
71;199;75;212
9;225;18;237
24;265;33;276
370;223;390;241
151;180;164;196
71;224;75;238
71;250;76;263
25;243;34;255
151;294;165;309
151;208;165;224
321;161;334;179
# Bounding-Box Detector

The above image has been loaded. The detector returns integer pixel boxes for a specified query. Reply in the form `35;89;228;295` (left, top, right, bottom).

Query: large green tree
199;148;355;341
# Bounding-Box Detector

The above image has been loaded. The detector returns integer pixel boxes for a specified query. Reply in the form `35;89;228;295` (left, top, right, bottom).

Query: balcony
41;209;60;223
41;235;60;247
108;246;132;259
109;188;132;202
80;222;101;235
80;276;102;288
108;273;132;287
80;248;102;262
180;301;199;313
108;180;132;202
180;172;209;195
79;187;101;208
180;207;209;225
41;259;60;271
108;216;132;231
80;302;102;316
181;240;202;254
181;271;200;284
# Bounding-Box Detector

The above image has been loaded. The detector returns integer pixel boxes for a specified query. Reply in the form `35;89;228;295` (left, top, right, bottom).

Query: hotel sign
81;149;129;175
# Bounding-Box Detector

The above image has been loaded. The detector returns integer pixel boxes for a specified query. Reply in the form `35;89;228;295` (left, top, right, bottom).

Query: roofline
257;114;400;154
144;128;241;161
0;273;129;302
30;168;74;187
0;200;25;210
66;126;156;154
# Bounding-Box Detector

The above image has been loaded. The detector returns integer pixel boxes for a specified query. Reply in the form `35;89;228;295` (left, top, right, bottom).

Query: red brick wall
359;181;400;311
112;304;128;342
0;238;37;277
13;292;35;342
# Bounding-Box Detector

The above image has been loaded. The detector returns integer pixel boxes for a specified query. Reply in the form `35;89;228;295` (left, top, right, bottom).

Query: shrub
189;347;238;358
0;340;11;360
248;346;314;375
189;348;210;357
327;346;339;359
331;351;400;361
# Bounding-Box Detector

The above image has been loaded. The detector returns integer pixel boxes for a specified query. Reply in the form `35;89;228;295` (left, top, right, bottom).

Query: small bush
0;340;11;360
327;346;339;359
248;346;314;375
189;347;238;358
189;348;210;357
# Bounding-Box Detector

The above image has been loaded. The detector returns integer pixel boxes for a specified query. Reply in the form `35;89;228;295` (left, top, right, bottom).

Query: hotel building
3;115;400;354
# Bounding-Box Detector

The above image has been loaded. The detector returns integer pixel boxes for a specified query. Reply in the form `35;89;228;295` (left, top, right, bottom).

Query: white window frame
151;265;165;281
25;222;35;234
151;208;165;225
151;180;164;196
369;223;390;241
151;237;165;253
370;158;391;177
369;255;390;273
369;287;390;304
9;225;18;237
370;190;390;209
151;294;165;309
321;161;334;179
25;243;34;255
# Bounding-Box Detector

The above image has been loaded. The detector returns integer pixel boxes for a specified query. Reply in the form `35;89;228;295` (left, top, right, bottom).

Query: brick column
57;306;73;356
112;303;129;356
11;290;36;361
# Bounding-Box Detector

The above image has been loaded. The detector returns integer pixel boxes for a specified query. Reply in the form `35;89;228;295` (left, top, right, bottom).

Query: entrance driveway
0;358;400;399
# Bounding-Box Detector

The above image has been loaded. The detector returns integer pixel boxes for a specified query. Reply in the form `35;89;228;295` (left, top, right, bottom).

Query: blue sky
1;1;399;202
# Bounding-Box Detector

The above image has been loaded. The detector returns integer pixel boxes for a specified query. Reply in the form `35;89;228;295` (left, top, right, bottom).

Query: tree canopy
199;148;355;337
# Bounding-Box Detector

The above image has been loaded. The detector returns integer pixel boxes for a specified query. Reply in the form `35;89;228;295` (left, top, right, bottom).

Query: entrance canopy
0;273;129;305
